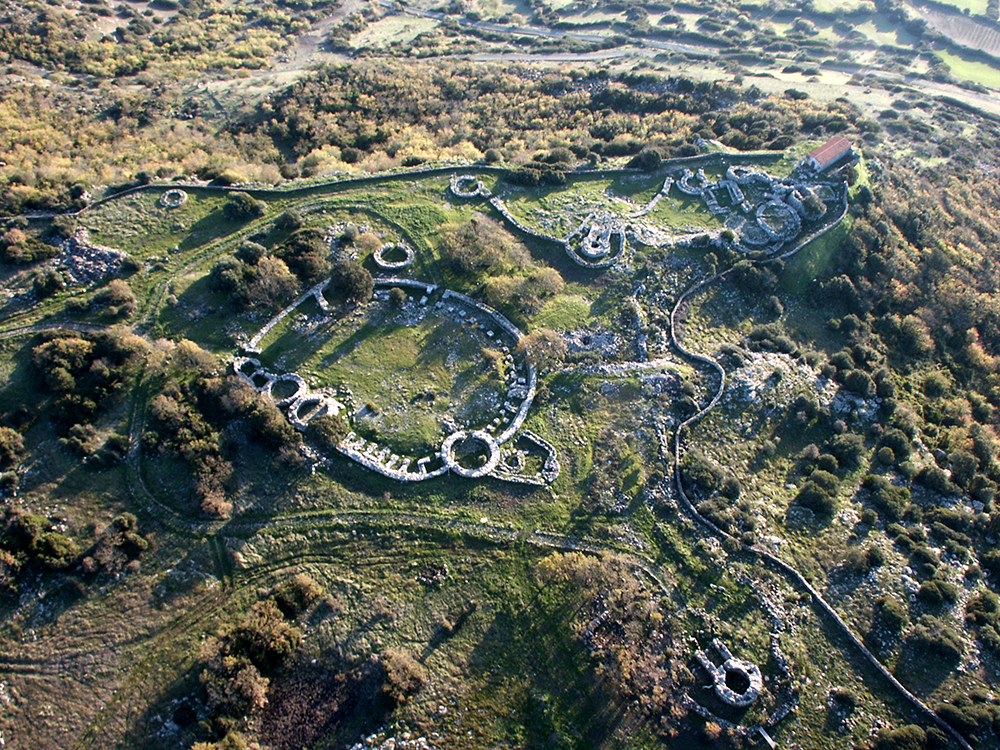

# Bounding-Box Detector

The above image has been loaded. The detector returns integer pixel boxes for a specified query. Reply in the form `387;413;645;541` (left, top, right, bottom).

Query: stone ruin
372;241;415;271
160;188;188;208
450;159;843;271
232;268;559;487
60;228;125;285
449;174;492;199
695;638;763;708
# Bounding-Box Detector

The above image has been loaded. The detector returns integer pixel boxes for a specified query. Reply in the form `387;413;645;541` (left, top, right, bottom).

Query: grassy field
0;149;971;750
936;48;1000;88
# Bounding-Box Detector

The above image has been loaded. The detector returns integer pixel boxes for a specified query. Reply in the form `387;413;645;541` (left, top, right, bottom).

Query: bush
328;260;373;304
828;432;866;468
796;478;838;517
843;369;875;397
874;595;907;634
0;427;24;468
872;725;926;750
274;209;304;231
916;466;959;497
271;574;322;619
680;450;724;497
917;578;959;606
228;599;302;672
908;615;963;662
862;475;910;521
308;414;349;452
275;228;330;284
379;649;425;708
235;241;266;265
90;279;137;319
222;192;266;221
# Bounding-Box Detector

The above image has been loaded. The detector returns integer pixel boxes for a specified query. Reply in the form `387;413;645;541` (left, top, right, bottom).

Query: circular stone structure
373;242;415;271
716;657;763;707
756;200;801;241
233;279;556;485
441;430;501;478
161;189;188;208
449;174;490;198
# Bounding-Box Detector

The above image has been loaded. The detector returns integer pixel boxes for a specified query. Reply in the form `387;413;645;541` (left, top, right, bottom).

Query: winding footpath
665;193;974;750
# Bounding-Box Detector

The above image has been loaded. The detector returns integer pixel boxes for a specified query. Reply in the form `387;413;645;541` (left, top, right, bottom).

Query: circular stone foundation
373;242;415;271
441;430;501;478
161;189;188;208
756;200;800;241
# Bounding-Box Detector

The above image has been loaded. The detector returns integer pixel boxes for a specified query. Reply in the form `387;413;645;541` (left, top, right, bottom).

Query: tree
439;216;528;275
222;192;266;221
389;287;407;307
276;228;331;283
247;256;298;311
328;260;373;304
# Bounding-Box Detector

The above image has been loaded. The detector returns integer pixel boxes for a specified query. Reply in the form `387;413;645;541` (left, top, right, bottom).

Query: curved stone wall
234;276;558;487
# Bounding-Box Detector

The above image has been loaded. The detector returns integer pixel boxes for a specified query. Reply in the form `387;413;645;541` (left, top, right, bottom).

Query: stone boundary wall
374;277;437;294
9;151;784;223
245;279;330;353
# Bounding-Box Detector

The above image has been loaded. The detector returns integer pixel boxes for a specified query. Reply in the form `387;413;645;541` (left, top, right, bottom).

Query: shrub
816;453;839;473
872;725;926;750
862;475;910;521
328;260;373;304
379;649;425;708
917;579;959;606
222;192;266;221
274;209;304;231
874;595;907;634
908;614;963;662
308;413;349;452
0;427;24;468
228;599;302;672
200;656;270;716
843;369;875;397
271;574;322;619
680;450;724;497
90;279;137;319
516;329;567;371
276;228;330;284
235;241;266;265
828;432;866;468
796;479;838;517
916;466;959;497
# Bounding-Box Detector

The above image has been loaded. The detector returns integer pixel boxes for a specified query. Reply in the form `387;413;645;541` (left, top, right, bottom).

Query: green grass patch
532;292;594;329
779;214;853;294
936;48;1000;89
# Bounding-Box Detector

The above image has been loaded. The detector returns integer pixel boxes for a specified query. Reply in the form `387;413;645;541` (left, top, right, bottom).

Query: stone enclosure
449;159;845;271
234;266;559;487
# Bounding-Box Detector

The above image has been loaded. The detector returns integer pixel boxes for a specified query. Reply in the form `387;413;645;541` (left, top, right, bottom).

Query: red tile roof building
803;136;855;172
